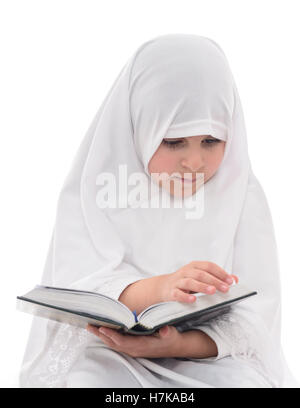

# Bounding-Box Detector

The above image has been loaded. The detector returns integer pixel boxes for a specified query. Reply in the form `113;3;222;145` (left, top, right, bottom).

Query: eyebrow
164;135;215;140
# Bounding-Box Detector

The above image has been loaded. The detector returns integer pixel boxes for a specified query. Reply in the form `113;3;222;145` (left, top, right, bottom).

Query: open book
16;282;257;335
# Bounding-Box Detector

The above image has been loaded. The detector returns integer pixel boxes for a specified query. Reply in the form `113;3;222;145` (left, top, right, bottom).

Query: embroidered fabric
23;305;279;388
27;322;93;388
188;307;283;387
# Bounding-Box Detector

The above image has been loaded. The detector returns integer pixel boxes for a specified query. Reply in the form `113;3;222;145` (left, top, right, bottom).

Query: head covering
19;34;298;387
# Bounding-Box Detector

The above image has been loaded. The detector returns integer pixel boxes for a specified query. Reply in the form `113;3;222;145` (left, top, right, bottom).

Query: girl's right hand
159;261;239;303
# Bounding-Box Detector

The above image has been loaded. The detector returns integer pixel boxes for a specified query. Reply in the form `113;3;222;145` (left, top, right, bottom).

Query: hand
86;324;183;358
159;261;239;303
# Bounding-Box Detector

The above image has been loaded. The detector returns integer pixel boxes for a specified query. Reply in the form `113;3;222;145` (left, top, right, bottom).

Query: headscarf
19;34;298;387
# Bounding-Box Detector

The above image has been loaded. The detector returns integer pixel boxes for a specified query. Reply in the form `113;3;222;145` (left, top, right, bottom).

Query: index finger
190;261;233;284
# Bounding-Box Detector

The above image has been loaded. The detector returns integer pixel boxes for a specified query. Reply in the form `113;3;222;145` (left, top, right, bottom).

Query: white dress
19;246;297;388
18;34;299;388
65;342;274;388
20;312;276;388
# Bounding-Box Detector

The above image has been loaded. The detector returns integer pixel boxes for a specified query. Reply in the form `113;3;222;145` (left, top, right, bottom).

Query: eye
162;137;221;150
202;138;221;147
162;139;184;149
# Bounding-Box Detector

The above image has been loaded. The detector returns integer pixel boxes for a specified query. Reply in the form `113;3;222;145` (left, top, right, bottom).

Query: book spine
132;310;138;323
125;322;155;335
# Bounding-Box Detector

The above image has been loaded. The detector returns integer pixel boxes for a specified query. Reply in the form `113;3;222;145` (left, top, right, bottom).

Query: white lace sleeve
176;303;283;387
87;272;144;301
174;308;232;361
189;310;254;362
19;319;95;388
191;317;232;361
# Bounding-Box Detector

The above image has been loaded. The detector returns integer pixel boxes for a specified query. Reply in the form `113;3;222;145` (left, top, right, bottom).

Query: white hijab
19;34;298;387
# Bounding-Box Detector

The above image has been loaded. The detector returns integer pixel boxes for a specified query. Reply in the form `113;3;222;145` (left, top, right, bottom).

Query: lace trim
27;310;280;387
201;311;279;387
175;308;279;387
30;323;92;388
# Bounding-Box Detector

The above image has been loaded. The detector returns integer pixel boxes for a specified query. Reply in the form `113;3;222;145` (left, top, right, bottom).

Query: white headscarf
19;34;298;387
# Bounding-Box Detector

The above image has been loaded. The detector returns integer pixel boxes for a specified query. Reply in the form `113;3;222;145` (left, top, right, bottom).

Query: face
148;135;226;197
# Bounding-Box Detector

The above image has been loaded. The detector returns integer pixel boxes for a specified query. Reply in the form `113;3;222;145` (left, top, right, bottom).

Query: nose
181;151;204;172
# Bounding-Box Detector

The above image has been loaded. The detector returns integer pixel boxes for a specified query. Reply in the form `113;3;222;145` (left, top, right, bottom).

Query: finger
87;325;113;340
177;277;218;295
97;332;119;348
190;269;231;293
171;287;199;302
86;324;101;336
231;274;239;283
159;325;179;338
190;261;233;284
98;327;122;345
159;326;169;337
86;325;119;348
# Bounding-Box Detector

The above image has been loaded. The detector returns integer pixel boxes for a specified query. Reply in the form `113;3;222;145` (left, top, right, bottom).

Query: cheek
148;150;178;174
207;144;226;172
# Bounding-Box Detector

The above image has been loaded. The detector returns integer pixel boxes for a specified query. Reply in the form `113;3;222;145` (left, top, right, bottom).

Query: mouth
182;178;196;183
171;176;199;183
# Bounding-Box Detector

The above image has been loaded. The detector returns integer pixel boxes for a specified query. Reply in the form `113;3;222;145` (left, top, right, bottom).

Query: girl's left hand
86;324;183;358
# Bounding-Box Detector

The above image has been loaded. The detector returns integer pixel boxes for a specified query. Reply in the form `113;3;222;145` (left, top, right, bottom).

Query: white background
1;0;299;387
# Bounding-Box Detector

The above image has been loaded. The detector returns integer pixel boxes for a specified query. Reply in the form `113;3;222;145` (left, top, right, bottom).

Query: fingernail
220;284;229;291
98;328;119;344
226;277;233;285
99;328;107;334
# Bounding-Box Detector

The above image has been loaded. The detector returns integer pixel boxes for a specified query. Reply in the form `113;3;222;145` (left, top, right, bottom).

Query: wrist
153;274;168;303
172;331;187;358
175;329;218;359
118;276;166;314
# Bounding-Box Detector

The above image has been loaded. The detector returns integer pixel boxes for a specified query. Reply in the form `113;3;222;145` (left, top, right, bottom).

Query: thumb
159;325;170;337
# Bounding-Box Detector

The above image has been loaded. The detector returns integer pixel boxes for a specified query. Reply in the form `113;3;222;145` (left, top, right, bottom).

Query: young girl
19;34;298;387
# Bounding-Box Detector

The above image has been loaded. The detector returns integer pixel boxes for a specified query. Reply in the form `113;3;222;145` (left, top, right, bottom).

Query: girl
19;34;298;387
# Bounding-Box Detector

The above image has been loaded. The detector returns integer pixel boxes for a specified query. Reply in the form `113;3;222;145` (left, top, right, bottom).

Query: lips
181;178;196;183
172;176;197;182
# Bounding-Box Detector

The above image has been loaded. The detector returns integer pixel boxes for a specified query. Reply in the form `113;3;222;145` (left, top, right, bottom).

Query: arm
87;324;218;359
118;275;165;314
89;270;221;361
117;266;229;359
118;261;235;314
175;329;218;359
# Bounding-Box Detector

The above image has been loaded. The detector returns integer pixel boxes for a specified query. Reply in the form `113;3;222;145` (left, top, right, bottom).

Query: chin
169;186;199;198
